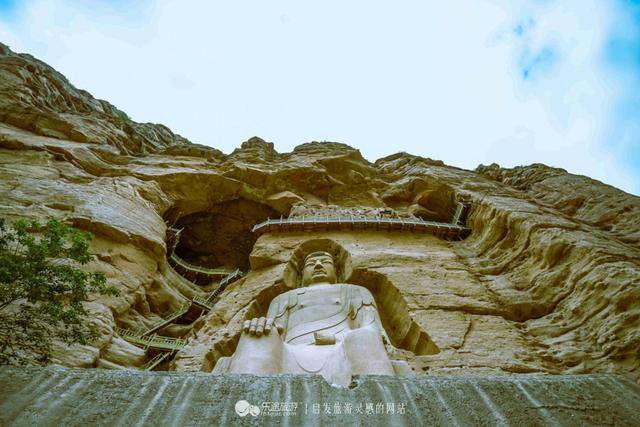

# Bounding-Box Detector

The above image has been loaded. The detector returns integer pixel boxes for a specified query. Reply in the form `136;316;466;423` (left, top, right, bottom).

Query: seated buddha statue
213;250;409;386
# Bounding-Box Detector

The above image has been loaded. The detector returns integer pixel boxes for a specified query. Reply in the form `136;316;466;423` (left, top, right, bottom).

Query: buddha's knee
344;327;394;375
228;331;283;374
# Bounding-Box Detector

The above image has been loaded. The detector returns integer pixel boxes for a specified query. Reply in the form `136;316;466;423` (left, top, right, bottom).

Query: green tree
0;217;119;365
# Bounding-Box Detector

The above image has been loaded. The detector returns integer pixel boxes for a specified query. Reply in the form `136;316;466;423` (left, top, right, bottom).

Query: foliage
0;217;119;365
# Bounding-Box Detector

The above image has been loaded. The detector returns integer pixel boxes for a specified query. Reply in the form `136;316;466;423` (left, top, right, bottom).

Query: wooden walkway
252;200;471;239
451;201;470;227
115;327;187;352
141;352;175;371
167;227;237;285
143;301;191;336
118;227;246;371
252;215;470;239
169;252;236;277
116;287;243;370
191;268;244;310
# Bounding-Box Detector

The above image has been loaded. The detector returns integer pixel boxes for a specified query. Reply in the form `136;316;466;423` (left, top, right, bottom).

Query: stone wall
1;366;639;426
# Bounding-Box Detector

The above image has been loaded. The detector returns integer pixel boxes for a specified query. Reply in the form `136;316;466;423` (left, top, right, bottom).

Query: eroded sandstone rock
0;43;637;379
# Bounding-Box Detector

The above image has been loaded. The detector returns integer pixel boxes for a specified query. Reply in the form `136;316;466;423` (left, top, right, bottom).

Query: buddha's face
301;252;337;286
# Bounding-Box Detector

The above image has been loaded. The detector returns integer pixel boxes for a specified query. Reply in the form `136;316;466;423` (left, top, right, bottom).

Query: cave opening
168;198;279;272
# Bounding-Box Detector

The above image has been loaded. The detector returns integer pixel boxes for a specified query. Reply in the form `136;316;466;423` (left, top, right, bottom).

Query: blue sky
1;1;639;195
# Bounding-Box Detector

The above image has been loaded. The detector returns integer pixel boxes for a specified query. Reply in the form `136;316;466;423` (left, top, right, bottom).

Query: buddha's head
301;251;337;286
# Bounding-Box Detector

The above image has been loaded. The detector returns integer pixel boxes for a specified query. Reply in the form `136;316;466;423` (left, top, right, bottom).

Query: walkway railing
251;215;470;239
115;327;187;351
143;301;191;336
169;252;236;277
141;352;174;371
167;227;237;279
219;268;244;288
166;227;182;253
191;268;244;311
452;203;463;225
191;295;214;311
451;201;469;227
128;228;245;371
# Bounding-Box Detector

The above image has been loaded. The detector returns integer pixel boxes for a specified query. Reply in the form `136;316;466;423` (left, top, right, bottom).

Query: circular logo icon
250;405;261;416
235;400;261;417
235;400;251;417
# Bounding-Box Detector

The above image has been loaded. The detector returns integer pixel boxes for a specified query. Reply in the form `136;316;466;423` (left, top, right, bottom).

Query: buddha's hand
242;317;283;336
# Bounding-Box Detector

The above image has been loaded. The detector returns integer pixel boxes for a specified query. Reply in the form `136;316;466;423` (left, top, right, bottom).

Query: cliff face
0;43;638;378
477;163;640;244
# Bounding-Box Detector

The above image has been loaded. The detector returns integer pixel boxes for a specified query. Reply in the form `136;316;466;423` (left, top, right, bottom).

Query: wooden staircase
143;301;191;336
115;327;187;352
118;247;244;371
451;201;470;226
191;268;244;311
166;227;238;285
141;352;175;371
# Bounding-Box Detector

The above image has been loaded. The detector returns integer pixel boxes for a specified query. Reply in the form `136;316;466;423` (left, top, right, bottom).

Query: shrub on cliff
0;218;118;365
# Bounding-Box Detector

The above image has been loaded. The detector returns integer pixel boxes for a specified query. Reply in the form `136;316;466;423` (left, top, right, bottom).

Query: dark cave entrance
169;199;279;272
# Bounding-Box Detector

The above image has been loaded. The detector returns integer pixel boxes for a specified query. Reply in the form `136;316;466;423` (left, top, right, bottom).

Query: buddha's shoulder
335;284;375;304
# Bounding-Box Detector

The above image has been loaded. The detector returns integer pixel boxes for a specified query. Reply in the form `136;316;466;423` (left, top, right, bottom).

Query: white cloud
0;0;638;194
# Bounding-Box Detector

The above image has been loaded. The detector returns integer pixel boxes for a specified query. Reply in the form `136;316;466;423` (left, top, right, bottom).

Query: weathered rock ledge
1;365;639;426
